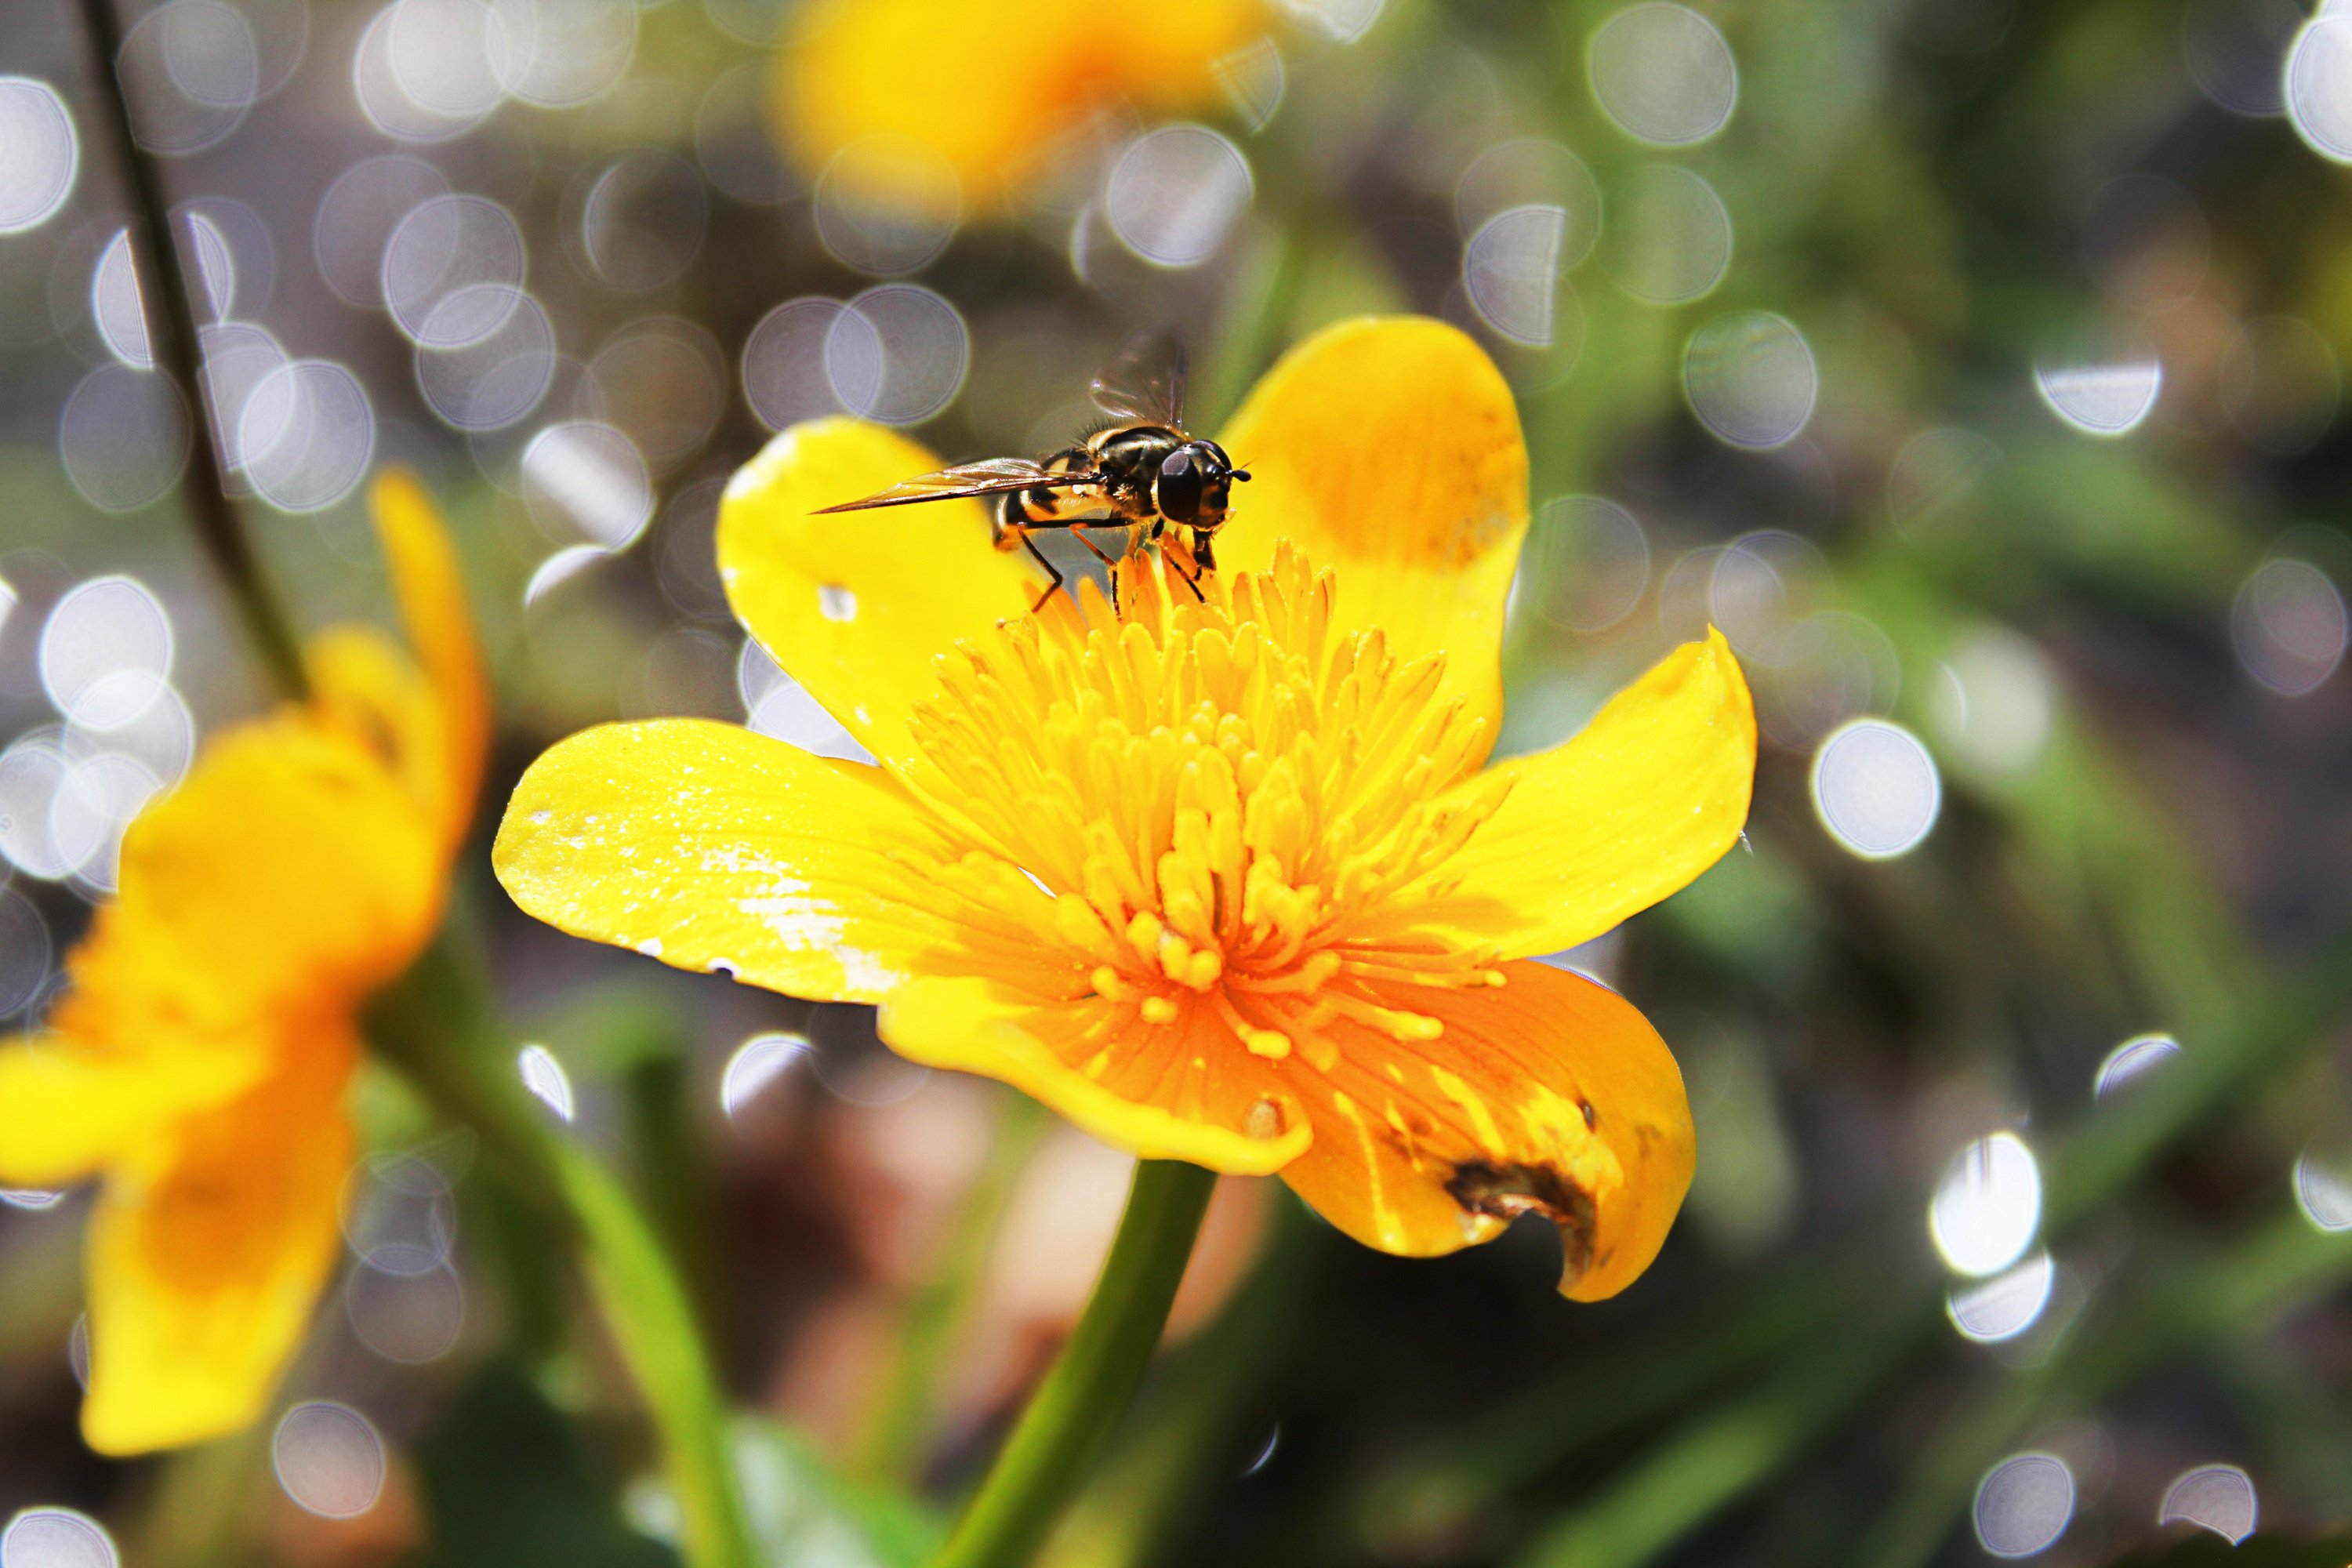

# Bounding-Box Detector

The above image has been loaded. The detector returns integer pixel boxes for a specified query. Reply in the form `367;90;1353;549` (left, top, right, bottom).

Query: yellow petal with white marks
718;419;1044;775
494;718;964;1004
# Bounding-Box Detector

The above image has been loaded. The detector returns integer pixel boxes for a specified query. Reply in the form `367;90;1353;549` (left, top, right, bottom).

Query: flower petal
367;469;490;846
494;718;964;1003
1402;630;1759;964
717;419;1043;773
0;1023;270;1189
106;717;443;1019
775;0;1259;209
1217;317;1529;750
81;1022;355;1454
1276;961;1694;1301
1418;630;1756;960
879;975;1311;1174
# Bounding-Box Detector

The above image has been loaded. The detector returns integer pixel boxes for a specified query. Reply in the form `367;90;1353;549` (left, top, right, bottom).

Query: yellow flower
495;318;1755;1299
0;474;485;1454
775;0;1264;212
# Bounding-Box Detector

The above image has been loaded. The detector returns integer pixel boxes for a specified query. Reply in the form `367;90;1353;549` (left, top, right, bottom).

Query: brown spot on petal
1446;1159;1599;1290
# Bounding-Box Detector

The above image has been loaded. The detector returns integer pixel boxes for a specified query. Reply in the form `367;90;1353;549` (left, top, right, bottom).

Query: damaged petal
1446;1158;1600;1292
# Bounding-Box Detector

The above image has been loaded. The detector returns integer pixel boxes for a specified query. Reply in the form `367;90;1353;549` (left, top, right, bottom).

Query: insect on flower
816;332;1248;610
497;317;1760;1304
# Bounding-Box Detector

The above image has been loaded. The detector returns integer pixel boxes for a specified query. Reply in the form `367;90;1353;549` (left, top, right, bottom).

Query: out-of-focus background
5;0;2352;1562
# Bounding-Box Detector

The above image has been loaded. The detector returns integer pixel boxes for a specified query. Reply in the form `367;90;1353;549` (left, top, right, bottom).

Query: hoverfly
815;332;1248;612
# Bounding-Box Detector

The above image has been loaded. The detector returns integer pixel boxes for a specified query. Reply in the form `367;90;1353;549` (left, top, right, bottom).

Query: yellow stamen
903;546;1507;1072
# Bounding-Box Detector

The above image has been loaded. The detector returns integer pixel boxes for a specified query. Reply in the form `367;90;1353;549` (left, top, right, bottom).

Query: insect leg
1014;527;1066;613
1165;550;1205;603
1068;525;1125;613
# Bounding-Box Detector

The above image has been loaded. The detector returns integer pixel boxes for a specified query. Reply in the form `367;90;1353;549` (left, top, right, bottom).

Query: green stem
857;1092;1050;1484
71;0;309;700
929;1159;1218;1568
365;940;759;1568
547;1138;754;1568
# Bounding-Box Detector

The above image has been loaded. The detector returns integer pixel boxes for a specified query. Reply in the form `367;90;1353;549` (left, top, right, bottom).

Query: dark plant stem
72;0;309;700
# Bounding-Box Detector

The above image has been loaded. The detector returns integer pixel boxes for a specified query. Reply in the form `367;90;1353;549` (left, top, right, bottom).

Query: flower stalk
72;0;309;701
365;938;759;1568
929;1160;1218;1568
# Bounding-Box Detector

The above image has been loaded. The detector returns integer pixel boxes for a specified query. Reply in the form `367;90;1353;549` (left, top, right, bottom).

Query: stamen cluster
905;545;1514;1070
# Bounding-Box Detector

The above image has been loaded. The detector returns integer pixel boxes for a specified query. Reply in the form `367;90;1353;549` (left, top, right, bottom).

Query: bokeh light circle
1;1508;117;1568
0;79;78;234
39;576;172;731
1588;3;1738;146
1686;311;1817;448
813;136;960;276
273;1403;387;1519
2230;556;2347;695
1973;1454;2075;1557
1105;125;1252;267
826;285;968;426
1931;1131;2042;1278
1811;718;1940;859
2287;13;2352;162
238;361;375;514
520;421;653;550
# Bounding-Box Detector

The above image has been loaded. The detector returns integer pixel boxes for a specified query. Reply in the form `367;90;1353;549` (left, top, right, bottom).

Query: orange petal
775;0;1260;209
80;1020;356;1454
879;975;1310;1174
1276;962;1693;1301
717;419;1044;775
1217;318;1529;757
493;718;964;1004
1416;630;1756;959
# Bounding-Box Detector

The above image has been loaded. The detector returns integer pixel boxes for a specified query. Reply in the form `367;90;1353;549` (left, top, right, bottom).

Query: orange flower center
903;545;1516;1075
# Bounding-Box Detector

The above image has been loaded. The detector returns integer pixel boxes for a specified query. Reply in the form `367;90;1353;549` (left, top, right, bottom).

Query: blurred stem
129;1414;272;1568
1509;1302;1931;1568
623;1048;724;1336
71;0;309;702
855;1091;1051;1486
365;937;759;1568
929;1160;1218;1568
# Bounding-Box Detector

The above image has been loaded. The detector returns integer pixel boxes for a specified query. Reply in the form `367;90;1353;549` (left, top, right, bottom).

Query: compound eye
1156;448;1203;522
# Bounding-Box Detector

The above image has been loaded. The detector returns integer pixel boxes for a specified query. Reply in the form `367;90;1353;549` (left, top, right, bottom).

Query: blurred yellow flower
775;0;1264;211
495;318;1755;1300
0;474;485;1454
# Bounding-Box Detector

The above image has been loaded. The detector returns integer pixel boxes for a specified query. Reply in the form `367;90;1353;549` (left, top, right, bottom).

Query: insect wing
814;457;1099;513
1091;331;1188;428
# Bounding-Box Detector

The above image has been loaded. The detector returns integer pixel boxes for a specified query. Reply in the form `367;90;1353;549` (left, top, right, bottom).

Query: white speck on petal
818;584;857;622
635;938;663;957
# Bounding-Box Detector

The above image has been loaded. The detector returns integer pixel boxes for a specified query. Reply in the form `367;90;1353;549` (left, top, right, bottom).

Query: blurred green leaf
407;1360;674;1568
